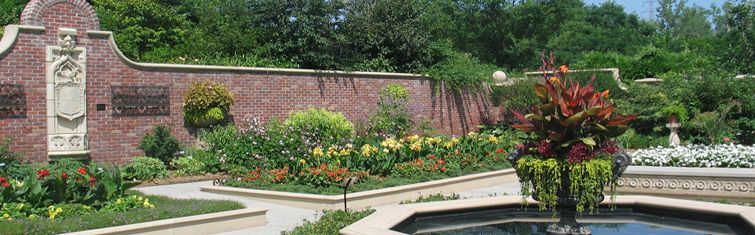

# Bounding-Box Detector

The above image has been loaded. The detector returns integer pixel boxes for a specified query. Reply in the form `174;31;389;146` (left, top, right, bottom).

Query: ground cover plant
283;209;375;235
631;144;755;168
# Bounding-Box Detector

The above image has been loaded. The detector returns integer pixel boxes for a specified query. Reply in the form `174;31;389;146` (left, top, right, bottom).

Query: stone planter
513;153;632;235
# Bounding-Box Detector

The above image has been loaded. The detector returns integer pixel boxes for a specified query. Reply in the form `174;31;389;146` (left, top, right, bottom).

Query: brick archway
20;0;100;30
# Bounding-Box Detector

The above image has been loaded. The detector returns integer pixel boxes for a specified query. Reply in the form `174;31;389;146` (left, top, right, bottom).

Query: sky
583;0;726;19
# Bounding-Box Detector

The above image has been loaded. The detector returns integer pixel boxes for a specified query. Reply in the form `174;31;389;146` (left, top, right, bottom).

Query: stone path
135;181;521;235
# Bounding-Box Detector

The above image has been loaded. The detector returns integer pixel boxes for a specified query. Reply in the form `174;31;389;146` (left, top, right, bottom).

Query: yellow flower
407;135;420;143
381;138;403;152
116;198;122;204
299;159;307;165
409;142;422;151
467;132;478;137
28;214;37;219
312;147;324;157
425;137;442;145
444;138;460;149
339;149;350;156
2;214;8;219
361;144;378;157
488;135;499;144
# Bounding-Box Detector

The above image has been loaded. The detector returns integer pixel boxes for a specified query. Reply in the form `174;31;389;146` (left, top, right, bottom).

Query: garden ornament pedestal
666;123;681;146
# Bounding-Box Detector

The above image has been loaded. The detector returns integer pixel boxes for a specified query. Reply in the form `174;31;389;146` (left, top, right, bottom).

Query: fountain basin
341;196;755;235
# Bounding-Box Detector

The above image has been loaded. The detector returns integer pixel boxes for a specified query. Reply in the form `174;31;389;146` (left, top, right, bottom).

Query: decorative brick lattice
111;86;170;116
0;84;26;118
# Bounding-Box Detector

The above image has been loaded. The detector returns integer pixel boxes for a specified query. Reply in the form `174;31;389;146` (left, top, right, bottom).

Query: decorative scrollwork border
0;84;27;118
111;86;170;116
617;176;753;193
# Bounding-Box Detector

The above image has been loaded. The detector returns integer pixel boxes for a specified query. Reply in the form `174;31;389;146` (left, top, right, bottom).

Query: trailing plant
139;125;181;166
182;81;235;126
510;54;636;212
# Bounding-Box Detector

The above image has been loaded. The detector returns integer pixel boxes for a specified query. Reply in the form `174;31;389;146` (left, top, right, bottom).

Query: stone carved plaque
0;84;26;118
111;86;170;116
46;28;88;156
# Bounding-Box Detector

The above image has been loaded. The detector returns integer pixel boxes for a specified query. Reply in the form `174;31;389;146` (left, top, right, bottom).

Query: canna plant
510;53;637;213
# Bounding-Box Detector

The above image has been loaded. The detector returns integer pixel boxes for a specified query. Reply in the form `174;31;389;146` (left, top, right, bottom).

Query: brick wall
0;0;495;163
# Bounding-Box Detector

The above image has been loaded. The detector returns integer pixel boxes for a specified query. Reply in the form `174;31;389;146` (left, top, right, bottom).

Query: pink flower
538;140;553;156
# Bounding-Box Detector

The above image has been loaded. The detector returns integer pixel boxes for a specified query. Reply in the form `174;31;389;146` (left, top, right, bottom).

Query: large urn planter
512;153;631;235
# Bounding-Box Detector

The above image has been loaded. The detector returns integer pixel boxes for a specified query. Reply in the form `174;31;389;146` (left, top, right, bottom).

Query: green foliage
101;195;154;212
660;103;689;123
170;157;206;176
516;157;613;213
122;157;167;181
283;209;375;235
182;81;235;114
93;0;192;62
184;107;225;126
139;125;181;165
368;84;413;139
428;40;497;90
0;193;243;235
400;193;460;204
0;0;26;37
285;108;354;148
615;129;668;149
0;138;20;166
184;147;221;174
491;79;540;124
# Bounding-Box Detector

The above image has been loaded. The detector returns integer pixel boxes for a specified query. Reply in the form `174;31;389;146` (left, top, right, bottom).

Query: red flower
0;177;7;187
37;169;50;179
78;167;87;175
61;172;68;179
538;140;553;156
496;148;505;153
440;167;446;173
1;182;8;187
88;176;96;186
437;159;446;165
567;143;596;164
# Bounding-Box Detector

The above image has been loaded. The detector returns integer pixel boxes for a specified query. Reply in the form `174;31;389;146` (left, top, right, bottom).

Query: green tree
0;0;28;38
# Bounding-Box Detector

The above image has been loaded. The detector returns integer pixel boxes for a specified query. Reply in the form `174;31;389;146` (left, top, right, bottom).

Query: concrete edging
340;195;755;235
201;169;517;210
60;208;268;235
616;166;755;199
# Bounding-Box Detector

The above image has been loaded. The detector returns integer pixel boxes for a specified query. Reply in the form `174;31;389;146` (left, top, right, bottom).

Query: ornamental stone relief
616;177;753;193
46;28;88;156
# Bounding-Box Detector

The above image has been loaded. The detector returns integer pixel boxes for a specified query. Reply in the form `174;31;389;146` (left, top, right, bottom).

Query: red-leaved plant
512;53;637;163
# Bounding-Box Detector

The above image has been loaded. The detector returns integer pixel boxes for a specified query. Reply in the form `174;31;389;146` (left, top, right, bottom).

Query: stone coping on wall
201;169;517;210
615;166;755;199
340;196;755;235
0;25;45;58
60;208;267;235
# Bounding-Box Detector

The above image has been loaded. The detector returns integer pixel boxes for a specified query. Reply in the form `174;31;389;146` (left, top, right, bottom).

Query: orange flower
601;90;610;98
559;64;569;73
549;77;560;84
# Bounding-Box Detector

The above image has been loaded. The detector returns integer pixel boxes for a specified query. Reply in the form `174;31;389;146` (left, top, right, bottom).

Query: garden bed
202;168;516;210
0;194;248;235
133;173;227;187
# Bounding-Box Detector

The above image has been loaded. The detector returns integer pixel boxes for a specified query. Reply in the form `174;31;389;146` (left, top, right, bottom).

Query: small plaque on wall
111;86;170;116
0;84;26;118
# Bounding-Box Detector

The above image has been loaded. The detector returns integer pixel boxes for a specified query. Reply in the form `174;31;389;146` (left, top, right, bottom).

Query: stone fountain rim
340;195;755;235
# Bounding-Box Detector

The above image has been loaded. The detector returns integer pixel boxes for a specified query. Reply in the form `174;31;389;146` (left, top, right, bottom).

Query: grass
282;209;375;235
226;161;511;195
0;193;244;235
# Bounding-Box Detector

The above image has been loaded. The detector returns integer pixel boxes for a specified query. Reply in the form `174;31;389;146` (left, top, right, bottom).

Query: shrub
184;147;221;173
428;40;496;91
285;108;354;148
490;79;539;124
368;84;413;138
615;128;668;149
0;138;19;166
139;125;181;165
171;157;206;176
122;157;168;181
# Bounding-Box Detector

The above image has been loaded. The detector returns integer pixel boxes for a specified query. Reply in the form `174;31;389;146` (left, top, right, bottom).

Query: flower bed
224;131;515;194
631;144;755;168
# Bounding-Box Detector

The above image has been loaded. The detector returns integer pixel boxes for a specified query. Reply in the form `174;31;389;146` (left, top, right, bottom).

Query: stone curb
201;169;517;210
60;208;267;235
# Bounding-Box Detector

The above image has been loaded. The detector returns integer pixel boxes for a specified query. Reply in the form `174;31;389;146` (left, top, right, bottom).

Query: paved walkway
135;180;521;235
